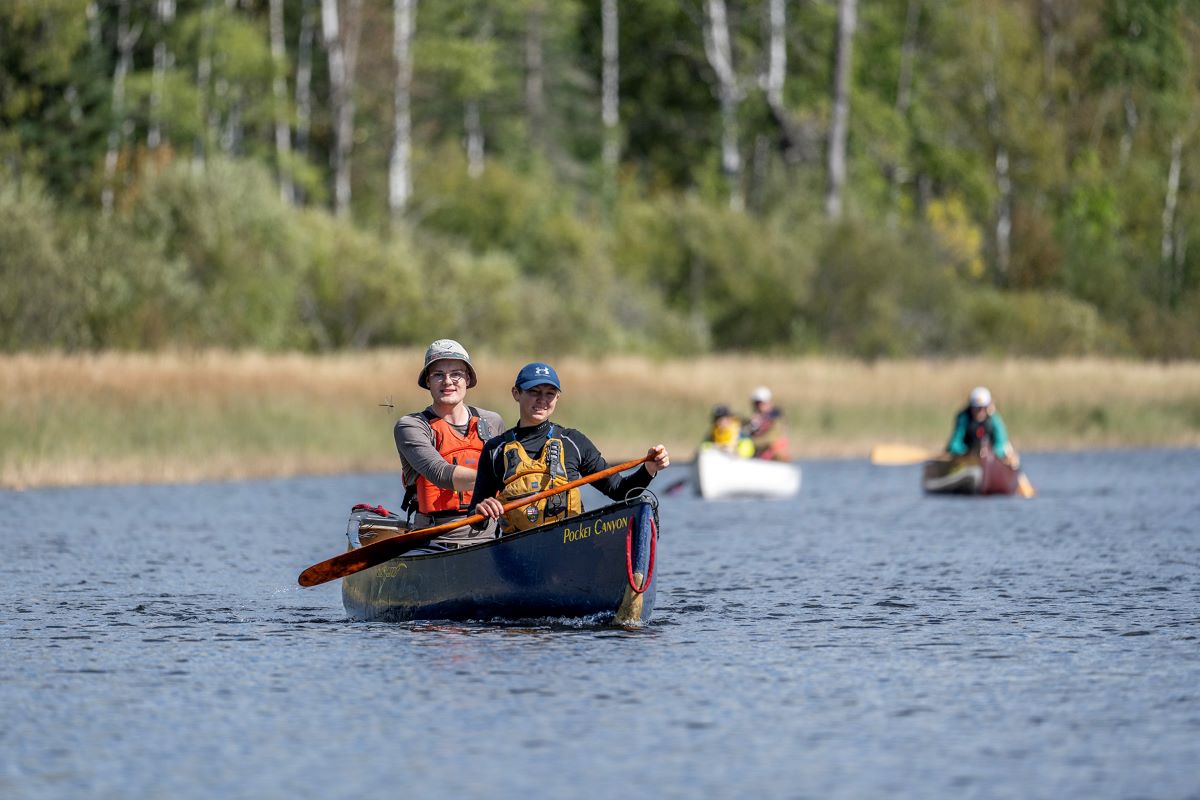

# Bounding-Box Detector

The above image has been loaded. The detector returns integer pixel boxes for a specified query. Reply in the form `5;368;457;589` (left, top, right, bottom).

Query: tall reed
3;351;1198;488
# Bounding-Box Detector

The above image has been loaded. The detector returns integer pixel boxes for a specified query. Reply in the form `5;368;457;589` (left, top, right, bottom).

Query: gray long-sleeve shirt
393;405;505;492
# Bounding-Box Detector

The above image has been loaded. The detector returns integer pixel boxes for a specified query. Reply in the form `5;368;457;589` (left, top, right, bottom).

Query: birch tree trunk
1120;93;1138;168
702;0;743;211
219;91;241;155
601;0;620;175
1161;133;1183;304
215;2;239;156
825;0;856;219
888;0;919;216
148;0;176;152
269;0;294;203
193;0;216;172
102;0;138;214
984;14;1011;279
389;0;417;216
761;0;815;165
295;0;316;163
320;0;346;212
87;0;100;46
464;100;484;179
1037;0;1056;110
994;146;1011;278
322;0;363;217
762;0;786;111
525;5;545;156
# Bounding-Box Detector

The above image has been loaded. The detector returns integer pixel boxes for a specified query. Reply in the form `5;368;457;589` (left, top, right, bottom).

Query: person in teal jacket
946;386;1019;467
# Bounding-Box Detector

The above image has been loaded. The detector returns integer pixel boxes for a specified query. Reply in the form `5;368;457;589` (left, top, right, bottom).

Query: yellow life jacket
498;427;583;533
710;417;742;449
710;417;755;457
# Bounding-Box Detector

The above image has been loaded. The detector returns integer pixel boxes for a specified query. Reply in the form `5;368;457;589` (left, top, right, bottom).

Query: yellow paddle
869;443;937;465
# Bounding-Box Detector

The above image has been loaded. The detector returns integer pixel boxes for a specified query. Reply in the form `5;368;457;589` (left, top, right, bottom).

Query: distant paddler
870;386;1034;497
946;386;1020;469
746;386;791;461
703;404;755;458
469;361;670;533
944;385;1035;497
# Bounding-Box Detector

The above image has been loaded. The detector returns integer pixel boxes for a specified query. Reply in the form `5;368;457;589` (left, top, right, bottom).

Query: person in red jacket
745;386;791;461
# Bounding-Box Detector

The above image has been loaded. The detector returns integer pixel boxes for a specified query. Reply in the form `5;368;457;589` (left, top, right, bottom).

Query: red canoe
921;451;1020;496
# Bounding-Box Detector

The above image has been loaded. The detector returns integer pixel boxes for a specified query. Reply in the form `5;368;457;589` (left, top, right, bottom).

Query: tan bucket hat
417;338;478;389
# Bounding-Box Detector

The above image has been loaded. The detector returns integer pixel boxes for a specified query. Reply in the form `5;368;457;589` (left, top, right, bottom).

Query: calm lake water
2;450;1198;799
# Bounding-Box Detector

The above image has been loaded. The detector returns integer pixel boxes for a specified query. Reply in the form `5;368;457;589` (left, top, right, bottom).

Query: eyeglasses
429;370;468;384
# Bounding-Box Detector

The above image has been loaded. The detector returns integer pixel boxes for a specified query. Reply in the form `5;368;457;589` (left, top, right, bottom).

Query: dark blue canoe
341;493;659;624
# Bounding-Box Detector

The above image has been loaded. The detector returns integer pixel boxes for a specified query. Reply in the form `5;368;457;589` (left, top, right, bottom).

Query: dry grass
3;350;1199;489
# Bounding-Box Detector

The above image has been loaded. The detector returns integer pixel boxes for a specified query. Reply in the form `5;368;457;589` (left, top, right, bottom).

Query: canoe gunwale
695;446;802;500
921;453;1020;496
341;491;661;623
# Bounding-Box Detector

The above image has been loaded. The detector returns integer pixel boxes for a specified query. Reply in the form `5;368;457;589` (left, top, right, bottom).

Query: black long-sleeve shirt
467;420;654;513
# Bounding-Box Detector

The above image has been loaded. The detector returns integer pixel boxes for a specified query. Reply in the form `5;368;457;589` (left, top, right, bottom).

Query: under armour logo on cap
515;362;561;391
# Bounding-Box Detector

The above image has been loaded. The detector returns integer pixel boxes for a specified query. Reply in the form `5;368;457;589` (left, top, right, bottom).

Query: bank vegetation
3;351;1198;489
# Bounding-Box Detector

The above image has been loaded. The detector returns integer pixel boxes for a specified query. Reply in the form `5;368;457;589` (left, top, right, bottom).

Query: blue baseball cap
514;362;561;391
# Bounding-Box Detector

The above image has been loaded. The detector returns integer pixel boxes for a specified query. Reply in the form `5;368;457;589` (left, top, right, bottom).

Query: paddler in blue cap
469;361;670;534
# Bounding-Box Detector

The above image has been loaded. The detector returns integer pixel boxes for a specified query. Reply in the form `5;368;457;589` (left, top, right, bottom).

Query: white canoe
695;446;801;500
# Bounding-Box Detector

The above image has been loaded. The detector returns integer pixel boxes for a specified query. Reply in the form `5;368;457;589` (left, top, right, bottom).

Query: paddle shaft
297;454;655;587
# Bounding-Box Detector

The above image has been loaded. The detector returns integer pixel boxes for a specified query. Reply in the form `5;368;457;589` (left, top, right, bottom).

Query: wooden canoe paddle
298;454;655;587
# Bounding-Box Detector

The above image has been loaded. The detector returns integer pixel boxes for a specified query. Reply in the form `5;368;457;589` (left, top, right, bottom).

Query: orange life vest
415;409;487;515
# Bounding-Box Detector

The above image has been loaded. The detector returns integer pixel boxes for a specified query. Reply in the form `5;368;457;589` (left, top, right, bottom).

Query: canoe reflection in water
341;493;659;624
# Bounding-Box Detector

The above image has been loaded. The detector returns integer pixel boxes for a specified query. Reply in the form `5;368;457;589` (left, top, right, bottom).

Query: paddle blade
298;526;446;587
870;443;936;466
1017;472;1036;499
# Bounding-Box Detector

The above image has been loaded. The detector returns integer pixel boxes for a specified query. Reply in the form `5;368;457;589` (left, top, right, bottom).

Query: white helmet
751;386;772;403
969;386;992;408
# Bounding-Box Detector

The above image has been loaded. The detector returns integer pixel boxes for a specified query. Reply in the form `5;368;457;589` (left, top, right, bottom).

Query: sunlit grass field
3;350;1199;489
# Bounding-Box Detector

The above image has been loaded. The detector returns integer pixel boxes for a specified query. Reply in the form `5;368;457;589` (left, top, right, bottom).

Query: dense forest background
2;0;1199;358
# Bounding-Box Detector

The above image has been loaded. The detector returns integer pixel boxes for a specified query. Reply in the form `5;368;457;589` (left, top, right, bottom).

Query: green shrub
955;288;1130;356
615;193;815;351
413;147;591;276
0;187;87;350
66;214;197;349
130;158;305;348
412;151;697;354
808;219;960;357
